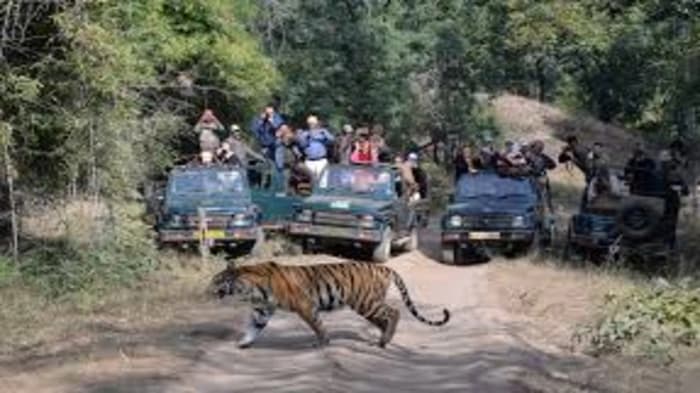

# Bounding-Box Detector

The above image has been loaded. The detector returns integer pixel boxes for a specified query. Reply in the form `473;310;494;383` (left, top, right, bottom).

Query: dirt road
164;255;609;393
1;231;682;393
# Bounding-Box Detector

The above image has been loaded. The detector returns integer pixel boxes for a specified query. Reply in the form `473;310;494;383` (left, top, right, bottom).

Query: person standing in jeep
659;150;689;248
195;109;224;155
250;104;284;162
297;115;335;180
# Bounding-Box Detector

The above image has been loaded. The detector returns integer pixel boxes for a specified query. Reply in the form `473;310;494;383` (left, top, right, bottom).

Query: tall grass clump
13;200;158;299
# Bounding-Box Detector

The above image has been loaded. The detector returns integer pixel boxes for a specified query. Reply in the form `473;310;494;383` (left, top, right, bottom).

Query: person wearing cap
297;115;335;180
408;152;428;200
195;109;224;155
218;124;265;166
335;124;355;164
250;104;284;162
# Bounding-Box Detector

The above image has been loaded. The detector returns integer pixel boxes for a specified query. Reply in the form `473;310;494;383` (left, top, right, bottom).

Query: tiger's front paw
237;338;254;349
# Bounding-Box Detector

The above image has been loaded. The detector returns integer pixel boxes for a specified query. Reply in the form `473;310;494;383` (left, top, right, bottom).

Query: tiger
208;261;450;349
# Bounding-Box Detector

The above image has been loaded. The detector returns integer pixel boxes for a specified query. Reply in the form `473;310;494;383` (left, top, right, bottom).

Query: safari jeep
246;159;306;231
288;164;428;262
154;164;264;254
440;171;554;264
564;167;681;264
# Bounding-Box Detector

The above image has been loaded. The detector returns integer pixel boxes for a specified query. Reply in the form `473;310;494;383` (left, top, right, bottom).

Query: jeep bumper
441;230;534;245
158;227;259;244
288;223;383;243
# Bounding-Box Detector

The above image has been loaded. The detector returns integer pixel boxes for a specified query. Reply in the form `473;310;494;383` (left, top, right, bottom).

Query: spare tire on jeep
615;197;663;240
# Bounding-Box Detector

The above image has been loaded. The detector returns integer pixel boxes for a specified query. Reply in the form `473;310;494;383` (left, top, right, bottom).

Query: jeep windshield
455;173;534;201
166;168;250;205
315;166;394;200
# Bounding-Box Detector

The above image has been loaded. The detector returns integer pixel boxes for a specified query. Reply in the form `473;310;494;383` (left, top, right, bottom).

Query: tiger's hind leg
296;304;329;347
238;306;275;349
363;304;400;348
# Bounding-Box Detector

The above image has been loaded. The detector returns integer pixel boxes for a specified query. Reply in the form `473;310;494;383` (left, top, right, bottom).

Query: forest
2;2;700;389
1;0;699;297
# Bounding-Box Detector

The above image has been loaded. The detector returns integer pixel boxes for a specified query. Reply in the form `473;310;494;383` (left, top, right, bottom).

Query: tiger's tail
391;270;450;326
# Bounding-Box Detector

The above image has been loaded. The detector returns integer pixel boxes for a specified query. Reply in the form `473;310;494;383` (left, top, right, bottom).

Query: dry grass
21;198;110;244
0;251;223;360
487;258;638;349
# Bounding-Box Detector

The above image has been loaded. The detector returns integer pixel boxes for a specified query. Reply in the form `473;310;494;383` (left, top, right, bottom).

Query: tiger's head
208;262;275;301
208;265;240;299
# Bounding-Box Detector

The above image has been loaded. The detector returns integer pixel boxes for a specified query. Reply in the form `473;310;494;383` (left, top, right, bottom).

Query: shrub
17;202;158;298
575;285;700;364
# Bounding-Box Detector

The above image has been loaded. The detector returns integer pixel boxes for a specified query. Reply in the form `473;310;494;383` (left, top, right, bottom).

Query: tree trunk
88;120;99;204
3;142;18;262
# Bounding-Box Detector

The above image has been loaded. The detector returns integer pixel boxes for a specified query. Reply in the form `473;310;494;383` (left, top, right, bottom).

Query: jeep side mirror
448;194;454;203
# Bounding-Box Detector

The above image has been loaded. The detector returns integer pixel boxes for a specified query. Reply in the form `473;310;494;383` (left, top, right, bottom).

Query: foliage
575;285;700;364
18;203;158;298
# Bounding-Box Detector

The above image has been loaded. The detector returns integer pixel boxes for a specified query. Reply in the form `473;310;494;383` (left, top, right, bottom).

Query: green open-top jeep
288;164;429;262
153;164;264;253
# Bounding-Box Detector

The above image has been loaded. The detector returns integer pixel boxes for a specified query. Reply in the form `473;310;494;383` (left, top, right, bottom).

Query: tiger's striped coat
209;261;450;348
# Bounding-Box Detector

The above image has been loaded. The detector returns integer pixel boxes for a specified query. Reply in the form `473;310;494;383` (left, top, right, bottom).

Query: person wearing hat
195;109;224;155
297;115;335;180
335;124;355;164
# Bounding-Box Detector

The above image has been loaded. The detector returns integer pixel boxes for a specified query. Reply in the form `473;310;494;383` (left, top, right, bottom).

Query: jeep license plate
193;229;226;240
468;231;500;240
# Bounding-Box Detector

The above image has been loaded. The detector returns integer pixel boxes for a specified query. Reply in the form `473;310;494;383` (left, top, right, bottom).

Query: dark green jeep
288;164;428;262
441;171;554;263
154;165;264;253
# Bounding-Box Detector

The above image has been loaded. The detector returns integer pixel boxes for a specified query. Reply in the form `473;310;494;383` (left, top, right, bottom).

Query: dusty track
0;229;685;393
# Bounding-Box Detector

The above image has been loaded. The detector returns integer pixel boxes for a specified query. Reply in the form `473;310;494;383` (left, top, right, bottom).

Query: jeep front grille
313;212;359;227
461;214;514;229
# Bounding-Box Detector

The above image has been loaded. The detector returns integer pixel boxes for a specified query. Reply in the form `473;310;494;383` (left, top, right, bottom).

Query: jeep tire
616;199;662;240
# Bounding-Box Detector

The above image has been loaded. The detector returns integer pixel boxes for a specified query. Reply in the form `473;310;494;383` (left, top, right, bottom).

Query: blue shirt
297;128;334;160
250;113;284;148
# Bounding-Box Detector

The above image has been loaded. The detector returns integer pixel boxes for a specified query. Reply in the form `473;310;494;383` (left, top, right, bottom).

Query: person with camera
297;115;335;180
250;104;284;162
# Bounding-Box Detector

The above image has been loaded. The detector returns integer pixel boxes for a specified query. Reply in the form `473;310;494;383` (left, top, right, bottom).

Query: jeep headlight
449;215;462;228
512;215;526;228
297;209;312;222
230;213;253;227
359;215;377;229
